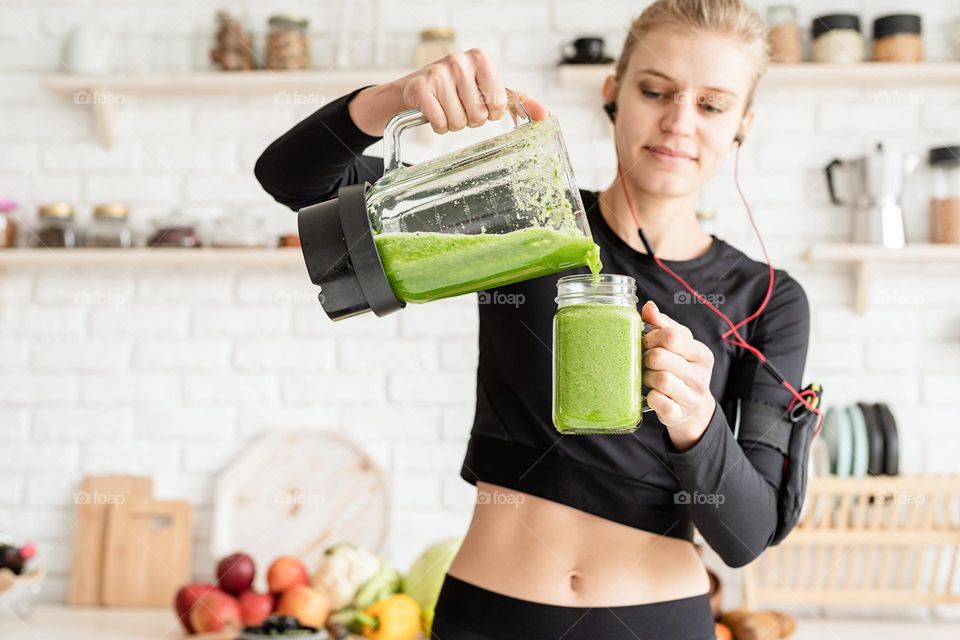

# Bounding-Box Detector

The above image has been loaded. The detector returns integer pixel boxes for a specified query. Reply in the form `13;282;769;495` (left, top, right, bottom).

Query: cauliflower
311;542;383;610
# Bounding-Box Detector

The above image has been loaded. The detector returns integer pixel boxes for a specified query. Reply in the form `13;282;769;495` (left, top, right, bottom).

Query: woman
256;1;810;638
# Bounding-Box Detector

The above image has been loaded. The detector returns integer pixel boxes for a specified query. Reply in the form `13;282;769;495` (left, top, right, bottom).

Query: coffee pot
825;143;919;248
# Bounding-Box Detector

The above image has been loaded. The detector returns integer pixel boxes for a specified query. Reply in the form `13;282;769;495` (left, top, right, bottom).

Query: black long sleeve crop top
255;87;812;568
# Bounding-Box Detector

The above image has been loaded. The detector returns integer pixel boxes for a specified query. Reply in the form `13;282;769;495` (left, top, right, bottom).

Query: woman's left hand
641;300;718;450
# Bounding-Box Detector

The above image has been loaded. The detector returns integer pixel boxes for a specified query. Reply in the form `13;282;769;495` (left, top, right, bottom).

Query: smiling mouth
644;145;696;161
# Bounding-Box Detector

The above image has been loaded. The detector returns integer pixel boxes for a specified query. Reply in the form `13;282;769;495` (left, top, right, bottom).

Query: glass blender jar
297;99;598;320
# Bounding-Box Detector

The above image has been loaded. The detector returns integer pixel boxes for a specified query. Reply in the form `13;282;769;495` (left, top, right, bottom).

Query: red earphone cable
615;147;823;433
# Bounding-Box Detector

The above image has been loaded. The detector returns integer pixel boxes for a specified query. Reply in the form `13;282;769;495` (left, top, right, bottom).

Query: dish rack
742;475;960;609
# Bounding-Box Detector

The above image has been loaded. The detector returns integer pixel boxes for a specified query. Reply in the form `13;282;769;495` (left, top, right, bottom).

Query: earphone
601;99;823;432
602;101;746;145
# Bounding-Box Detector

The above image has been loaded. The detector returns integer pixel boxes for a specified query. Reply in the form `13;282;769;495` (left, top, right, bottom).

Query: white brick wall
1;0;959;616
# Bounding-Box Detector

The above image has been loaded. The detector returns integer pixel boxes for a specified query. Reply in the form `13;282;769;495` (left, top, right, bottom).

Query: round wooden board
210;432;391;590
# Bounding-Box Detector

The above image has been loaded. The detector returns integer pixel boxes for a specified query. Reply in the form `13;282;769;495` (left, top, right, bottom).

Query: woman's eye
641;89;664;100
702;104;723;114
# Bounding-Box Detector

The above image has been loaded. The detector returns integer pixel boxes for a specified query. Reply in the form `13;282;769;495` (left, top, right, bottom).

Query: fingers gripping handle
381;88;531;175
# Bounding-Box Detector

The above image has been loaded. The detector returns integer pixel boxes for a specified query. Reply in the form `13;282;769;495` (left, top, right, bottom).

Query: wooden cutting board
68;475;192;607
101;497;192;606
68;475;152;605
211;432;390;591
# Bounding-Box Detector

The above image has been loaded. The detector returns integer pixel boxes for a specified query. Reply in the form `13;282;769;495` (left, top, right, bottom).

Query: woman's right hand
349;49;550;137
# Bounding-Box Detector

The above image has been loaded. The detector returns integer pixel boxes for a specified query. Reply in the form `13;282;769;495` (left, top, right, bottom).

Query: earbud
734;130;746;145
603;101;617;122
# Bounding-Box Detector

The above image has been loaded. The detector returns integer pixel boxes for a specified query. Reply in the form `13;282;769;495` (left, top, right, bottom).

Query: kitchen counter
3;606;960;639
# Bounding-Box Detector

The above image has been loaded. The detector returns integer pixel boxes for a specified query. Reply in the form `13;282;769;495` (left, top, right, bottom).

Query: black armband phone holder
725;384;824;545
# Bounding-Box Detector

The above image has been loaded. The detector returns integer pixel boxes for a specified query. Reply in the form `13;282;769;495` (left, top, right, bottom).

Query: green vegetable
400;537;461;636
353;566;401;610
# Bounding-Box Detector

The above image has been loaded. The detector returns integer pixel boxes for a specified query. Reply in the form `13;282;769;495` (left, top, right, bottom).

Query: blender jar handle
383;109;428;174
381;88;532;175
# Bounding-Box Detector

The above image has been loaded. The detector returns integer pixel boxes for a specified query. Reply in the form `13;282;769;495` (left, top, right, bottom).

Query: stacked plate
815;402;900;477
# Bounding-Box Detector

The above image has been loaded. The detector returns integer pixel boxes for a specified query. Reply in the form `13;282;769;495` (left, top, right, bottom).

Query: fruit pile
175;553;326;634
174;547;423;640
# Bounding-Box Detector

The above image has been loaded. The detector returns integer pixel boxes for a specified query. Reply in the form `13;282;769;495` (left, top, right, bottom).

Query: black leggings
431;574;716;640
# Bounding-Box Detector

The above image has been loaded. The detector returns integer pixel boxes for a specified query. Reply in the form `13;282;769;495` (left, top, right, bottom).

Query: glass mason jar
0;199;18;248
34;203;77;248
85;203;133;248
412;27;456;68
811;14;864;63
767;5;802;63
929;146;960;244
266;14;310;70
553;274;648;435
367;105;597;304
147;213;201;248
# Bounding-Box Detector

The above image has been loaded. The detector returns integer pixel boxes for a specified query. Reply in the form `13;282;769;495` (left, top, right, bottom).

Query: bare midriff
446;481;710;606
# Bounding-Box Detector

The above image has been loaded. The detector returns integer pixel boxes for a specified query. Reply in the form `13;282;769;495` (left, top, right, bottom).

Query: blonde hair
614;0;769;108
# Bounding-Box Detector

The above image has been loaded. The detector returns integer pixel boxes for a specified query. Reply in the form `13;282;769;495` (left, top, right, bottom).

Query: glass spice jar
85;203;133;248
767;5;802;64
210;10;254;71
266;15;310;71
811;14;864;63
412;28;456;68
147;213;201;248
210;213;268;248
0;199;18;248
873;14;923;63
929;146;960;244
34;203;77;248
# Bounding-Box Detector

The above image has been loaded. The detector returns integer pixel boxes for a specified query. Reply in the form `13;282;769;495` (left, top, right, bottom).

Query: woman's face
604;28;757;198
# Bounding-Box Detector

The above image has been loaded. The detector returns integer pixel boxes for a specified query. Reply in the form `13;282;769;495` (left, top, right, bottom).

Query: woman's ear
736;109;756;145
602;74;618;118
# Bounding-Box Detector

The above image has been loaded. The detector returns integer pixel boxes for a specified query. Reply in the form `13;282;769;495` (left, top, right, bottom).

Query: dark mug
561;37;611;64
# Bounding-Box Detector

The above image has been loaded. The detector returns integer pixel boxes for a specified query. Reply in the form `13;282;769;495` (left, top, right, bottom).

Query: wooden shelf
43;69;411;147
0;247;306;268
805;243;960;313
558;62;960;90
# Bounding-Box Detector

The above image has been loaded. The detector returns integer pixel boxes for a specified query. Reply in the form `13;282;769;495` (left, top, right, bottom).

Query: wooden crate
743;475;960;609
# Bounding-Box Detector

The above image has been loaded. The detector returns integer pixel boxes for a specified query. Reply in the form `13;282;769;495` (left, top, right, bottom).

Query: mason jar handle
641;320;656;413
382;87;532;175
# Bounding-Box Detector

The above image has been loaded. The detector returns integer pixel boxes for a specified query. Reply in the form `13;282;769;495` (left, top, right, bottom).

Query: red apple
174;583;217;633
237;590;273;626
216;552;255;595
189;590;241;633
267;556;309;593
276;584;330;628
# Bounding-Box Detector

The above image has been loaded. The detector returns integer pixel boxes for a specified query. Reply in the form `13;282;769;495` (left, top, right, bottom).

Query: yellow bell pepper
359;593;422;640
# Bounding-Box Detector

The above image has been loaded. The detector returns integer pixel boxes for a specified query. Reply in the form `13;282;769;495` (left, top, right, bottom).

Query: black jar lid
812;14;861;39
929;146;960;167
873;14;922;39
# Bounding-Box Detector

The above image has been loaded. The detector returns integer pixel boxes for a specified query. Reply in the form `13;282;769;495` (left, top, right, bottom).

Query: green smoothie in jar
553;274;644;434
